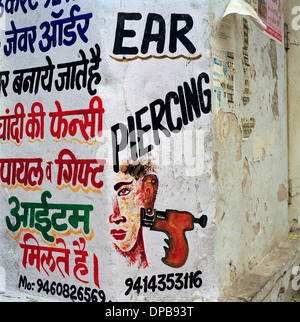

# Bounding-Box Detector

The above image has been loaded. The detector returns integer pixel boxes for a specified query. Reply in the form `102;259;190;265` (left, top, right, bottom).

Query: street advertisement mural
0;0;217;301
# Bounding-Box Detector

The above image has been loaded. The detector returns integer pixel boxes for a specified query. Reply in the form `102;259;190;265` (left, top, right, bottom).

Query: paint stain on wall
277;184;288;202
213;152;219;181
271;79;279;118
229;261;237;282
251;222;260;242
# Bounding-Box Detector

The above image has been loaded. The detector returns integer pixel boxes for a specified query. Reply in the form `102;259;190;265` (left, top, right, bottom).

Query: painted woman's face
109;172;144;252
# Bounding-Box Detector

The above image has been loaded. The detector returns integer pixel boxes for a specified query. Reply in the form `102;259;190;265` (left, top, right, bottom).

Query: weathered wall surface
0;0;291;302
0;0;219;302
286;0;300;231
210;0;289;298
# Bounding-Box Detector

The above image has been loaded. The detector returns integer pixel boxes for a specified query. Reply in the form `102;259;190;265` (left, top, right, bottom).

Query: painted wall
0;0;218;301
286;0;300;231
0;0;290;302
210;0;289;298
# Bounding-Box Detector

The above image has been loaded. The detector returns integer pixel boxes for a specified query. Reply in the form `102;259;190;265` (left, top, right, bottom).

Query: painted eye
118;187;133;197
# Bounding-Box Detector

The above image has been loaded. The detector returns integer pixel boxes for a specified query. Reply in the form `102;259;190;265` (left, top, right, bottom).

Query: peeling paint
242;157;250;189
268;39;278;80
213;152;219;181
278;184;288;202
212;1;288;300
253;131;265;162
271;79;279;118
268;39;279;118
217;110;242;161
267;128;276;156
229;261;237;282
252;222;261;240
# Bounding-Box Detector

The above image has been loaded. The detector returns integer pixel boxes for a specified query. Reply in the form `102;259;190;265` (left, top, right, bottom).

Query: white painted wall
0;0;290;302
0;0;219;302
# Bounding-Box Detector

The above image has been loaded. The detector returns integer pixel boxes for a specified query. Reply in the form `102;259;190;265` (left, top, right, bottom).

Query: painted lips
111;229;127;241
